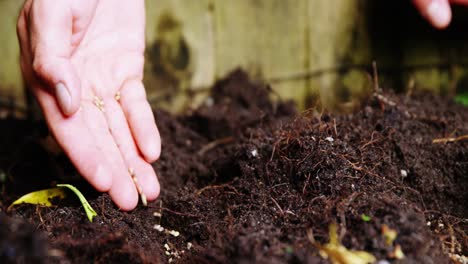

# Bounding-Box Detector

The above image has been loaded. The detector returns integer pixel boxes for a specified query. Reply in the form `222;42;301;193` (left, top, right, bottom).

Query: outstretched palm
18;0;160;210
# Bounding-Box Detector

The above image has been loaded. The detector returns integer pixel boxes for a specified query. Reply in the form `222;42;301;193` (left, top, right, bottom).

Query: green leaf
57;184;97;222
455;94;468;106
361;214;371;222
7;188;66;211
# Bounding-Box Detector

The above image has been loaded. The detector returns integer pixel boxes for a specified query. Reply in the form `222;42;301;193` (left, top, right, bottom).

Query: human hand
413;0;468;28
17;0;161;211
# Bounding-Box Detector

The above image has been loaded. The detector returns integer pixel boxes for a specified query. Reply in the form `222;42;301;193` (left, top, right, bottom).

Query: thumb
29;0;81;116
413;0;452;29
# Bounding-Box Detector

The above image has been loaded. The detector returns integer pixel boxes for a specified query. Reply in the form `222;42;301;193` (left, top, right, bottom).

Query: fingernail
55;82;72;115
427;0;451;28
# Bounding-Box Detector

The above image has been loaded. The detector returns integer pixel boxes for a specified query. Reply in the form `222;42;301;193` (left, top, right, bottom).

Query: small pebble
251;149;258;157
376;260;391;264
187;242;193;250
325;136;334;142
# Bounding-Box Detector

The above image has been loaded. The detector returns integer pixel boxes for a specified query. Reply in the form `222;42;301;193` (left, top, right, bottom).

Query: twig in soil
269;138;282;162
270;197;284;217
302;173;312;195
36;206;44;224
337;192;361;241
372;61;381;93
196;182;239;196
100;198;108;220
359;131;382;150
432;135;468;144
333;118;338;136
197;137;234;156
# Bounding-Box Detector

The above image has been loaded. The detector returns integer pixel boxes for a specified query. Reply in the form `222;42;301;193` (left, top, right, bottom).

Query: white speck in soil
251;149;258;157
154;224;164;232
400;169;408;178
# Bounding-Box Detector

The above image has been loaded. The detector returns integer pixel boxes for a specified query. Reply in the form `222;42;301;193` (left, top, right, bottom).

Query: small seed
167;230;180;237
93;96;105;112
154;224;164;232
129;168;147;206
153;212;162;217
140;192;147;206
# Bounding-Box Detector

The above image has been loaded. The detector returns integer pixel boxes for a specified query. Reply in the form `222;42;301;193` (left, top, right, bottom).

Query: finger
79;101;139;211
28;0;81;115
413;0;452;28
103;99;160;201
35;89;112;192
119;79;161;163
37;89;139;210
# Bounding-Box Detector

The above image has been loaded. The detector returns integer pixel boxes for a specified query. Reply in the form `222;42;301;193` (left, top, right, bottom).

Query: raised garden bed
1;70;467;263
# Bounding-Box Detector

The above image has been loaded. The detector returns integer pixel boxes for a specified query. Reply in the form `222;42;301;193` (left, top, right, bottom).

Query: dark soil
0;70;467;263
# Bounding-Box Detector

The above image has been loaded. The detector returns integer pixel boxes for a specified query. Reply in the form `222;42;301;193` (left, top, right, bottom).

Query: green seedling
455;93;468;106
361;214;371;222
8;184;97;222
57;184;97;222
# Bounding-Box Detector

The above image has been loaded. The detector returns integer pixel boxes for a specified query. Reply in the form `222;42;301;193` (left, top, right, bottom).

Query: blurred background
1;0;468;116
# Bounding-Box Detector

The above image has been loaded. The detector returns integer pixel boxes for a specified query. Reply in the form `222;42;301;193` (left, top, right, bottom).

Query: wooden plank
213;0;309;108
144;0;215;111
307;0;371;109
0;1;25;111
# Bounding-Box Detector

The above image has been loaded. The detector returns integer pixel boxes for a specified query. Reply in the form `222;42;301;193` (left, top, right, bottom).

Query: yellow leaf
313;224;376;264
389;244;405;260
381;224;398;246
7;184;97;222
7;188;66;211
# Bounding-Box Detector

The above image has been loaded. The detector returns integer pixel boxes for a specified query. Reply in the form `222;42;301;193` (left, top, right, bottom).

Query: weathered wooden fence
1;0;468;115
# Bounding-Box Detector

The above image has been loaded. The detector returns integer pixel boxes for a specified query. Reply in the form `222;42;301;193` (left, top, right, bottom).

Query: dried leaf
389;244;405;260
314;224;376;264
381;224;398;246
7;187;66;211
